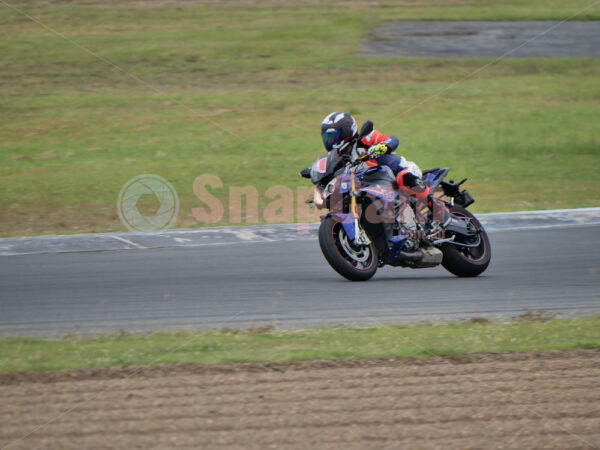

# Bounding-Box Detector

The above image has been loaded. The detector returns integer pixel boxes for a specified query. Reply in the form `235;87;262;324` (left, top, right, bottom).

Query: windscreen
310;151;343;185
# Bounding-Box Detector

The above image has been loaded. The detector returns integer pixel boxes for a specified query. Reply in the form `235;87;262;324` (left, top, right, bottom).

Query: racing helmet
320;112;358;153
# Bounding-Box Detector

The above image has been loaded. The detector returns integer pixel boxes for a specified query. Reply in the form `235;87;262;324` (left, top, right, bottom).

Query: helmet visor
321;129;341;151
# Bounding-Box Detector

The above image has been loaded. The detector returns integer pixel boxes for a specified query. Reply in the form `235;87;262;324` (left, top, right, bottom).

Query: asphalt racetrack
364;21;600;58
1;225;599;336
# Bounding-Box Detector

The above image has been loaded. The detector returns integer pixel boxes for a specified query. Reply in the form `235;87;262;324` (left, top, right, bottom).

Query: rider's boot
393;201;420;251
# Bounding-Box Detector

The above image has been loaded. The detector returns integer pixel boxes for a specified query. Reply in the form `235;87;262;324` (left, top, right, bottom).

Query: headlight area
323;178;337;198
313;186;326;209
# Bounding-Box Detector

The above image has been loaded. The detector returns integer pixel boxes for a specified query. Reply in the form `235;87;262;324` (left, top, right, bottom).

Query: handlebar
348;153;370;169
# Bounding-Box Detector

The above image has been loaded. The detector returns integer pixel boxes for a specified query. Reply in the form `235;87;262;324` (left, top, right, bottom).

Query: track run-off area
1;350;599;449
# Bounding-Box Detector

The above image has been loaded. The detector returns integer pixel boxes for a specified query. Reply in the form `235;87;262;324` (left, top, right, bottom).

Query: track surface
365;21;600;58
1;350;599;449
0;226;599;336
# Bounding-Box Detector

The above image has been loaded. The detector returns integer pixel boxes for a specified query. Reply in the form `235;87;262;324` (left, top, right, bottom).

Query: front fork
349;169;371;246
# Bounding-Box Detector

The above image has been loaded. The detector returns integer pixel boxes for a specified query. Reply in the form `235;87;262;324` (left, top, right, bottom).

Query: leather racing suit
353;129;430;199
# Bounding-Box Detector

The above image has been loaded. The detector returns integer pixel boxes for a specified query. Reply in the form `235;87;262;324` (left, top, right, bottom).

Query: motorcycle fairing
358;186;397;210
422;168;449;188
310;151;343;185
356;165;398;210
387;235;409;263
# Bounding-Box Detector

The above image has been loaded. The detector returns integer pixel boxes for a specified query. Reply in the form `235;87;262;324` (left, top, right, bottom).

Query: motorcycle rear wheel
441;206;491;277
318;216;378;281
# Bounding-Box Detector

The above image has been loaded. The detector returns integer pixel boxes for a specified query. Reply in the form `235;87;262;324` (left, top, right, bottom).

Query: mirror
358;120;373;139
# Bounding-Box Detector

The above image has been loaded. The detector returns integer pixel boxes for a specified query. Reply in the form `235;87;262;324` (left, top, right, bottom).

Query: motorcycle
300;120;491;281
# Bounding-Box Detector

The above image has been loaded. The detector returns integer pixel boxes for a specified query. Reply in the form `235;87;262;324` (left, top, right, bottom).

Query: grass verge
0;315;598;374
1;1;599;236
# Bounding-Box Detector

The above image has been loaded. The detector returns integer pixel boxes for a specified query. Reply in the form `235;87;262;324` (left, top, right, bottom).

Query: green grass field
1;0;599;236
1;315;598;374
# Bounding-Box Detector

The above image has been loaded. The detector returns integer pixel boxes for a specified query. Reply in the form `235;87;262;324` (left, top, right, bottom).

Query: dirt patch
365;21;600;58
1;350;598;449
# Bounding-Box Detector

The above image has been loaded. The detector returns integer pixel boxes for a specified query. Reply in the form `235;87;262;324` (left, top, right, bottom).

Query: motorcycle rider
320;111;450;228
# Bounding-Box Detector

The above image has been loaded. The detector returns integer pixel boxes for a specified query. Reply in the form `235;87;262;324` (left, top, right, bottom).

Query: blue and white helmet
320;112;358;153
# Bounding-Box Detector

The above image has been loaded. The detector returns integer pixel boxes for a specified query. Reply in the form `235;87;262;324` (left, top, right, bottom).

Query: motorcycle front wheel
318;216;378;281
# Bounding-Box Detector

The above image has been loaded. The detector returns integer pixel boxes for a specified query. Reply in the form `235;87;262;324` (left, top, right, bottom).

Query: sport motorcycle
300;121;491;281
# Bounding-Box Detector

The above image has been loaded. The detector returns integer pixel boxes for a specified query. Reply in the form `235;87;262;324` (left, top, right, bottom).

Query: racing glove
367;144;388;158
